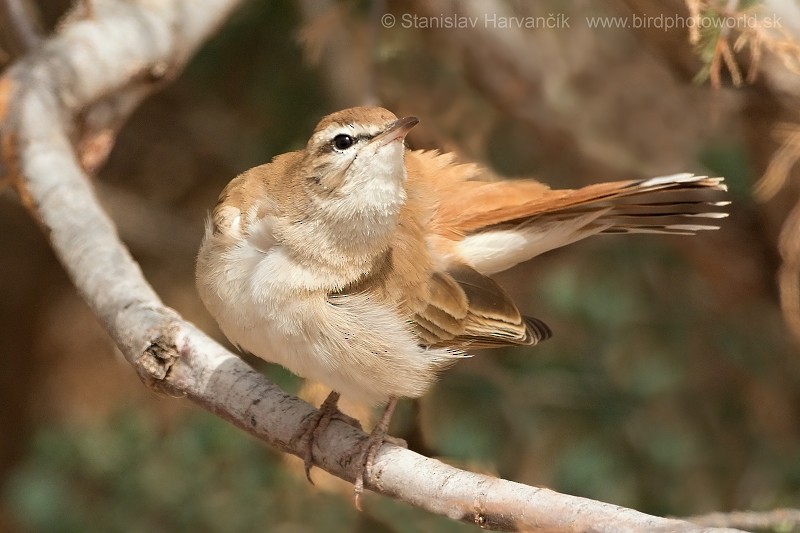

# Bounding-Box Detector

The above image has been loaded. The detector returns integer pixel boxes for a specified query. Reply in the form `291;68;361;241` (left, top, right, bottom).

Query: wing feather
413;263;551;349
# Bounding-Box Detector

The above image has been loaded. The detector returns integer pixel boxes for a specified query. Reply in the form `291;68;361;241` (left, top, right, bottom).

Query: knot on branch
465;488;520;531
137;321;183;392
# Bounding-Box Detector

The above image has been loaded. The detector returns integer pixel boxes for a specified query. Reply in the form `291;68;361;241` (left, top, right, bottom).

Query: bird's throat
277;187;405;291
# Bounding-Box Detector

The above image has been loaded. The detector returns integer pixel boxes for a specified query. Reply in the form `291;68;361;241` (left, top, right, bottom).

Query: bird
195;106;728;506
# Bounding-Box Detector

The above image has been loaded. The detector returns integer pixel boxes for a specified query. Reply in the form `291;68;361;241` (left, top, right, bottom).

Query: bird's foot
353;397;405;510
294;391;362;483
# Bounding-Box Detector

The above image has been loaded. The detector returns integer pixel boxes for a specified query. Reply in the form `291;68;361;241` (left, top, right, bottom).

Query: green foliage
5;409;472;533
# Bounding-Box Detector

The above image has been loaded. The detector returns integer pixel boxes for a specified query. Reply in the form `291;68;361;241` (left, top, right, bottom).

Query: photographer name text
385;13;570;29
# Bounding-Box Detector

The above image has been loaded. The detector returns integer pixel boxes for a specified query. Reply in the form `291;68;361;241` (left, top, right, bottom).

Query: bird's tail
448;173;729;275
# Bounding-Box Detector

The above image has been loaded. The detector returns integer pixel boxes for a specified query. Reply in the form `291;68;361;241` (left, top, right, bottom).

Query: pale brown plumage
195;107;727;502
199;107;728;397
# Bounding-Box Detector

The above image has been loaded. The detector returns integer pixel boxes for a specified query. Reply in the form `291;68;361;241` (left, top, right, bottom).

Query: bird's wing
413;263;551;349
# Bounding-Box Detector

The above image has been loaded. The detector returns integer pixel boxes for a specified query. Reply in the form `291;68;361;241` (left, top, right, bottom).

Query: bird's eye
332;134;355;151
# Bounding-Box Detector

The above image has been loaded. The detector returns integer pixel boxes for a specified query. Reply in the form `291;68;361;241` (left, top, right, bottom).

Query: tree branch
0;0;43;55
0;1;747;531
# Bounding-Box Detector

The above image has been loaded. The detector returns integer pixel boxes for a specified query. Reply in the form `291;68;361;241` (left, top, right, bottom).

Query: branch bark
0;1;748;531
0;0;43;55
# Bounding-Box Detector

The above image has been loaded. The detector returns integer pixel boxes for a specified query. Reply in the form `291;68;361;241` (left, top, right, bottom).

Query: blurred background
2;0;800;531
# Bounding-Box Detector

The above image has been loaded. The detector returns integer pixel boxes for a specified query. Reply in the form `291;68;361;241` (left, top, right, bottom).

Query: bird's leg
295;390;362;482
353;396;406;510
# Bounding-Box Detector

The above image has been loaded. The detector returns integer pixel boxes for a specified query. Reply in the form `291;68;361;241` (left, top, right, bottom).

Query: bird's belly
199;241;459;405
218;290;459;405
216;303;438;404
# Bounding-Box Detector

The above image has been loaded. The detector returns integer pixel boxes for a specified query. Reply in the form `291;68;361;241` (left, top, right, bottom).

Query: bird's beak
371;116;419;146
